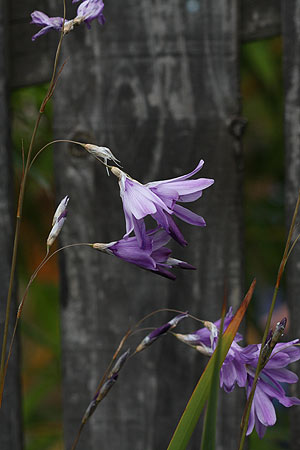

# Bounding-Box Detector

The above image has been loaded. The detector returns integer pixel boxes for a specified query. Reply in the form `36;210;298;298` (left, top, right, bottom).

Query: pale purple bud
52;195;69;226
96;373;118;401
109;349;130;376
136;312;188;353
47;196;69;248
47;211;67;248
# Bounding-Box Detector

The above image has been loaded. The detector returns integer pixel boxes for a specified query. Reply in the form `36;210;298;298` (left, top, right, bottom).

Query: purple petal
246;401;255;436
152;247;172;263
165;214;187;246
154;265;176;280
147;160;205;186
173;204;206;226
254;385;277;426
132;217;151;250
150;228;171;251
32;26;54;41
263;368;298;384
255;415;267;439
110;241;156;270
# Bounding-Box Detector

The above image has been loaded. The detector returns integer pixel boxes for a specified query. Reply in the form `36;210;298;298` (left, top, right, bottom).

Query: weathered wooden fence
1;1;300;449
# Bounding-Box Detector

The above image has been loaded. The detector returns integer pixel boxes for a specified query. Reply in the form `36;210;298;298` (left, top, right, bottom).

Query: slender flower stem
29;139;113;170
0;1;67;405
2;243;92;392
71;307;192;450
238;190;300;450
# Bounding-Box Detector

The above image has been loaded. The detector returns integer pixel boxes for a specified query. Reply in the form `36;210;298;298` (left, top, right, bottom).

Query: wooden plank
0;1;22;448
9;0;281;89
241;0;281;42
282;2;300;449
8;0;74;88
52;1;244;449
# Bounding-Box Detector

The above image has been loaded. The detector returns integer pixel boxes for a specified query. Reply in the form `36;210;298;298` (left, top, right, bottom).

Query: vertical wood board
0;0;22;448
51;1;244;449
282;2;300;449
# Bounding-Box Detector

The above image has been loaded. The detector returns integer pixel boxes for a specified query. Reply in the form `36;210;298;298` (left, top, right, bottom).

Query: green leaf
200;302;226;450
167;279;256;450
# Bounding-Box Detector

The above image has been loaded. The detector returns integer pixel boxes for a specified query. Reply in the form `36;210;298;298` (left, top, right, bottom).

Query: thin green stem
0;2;67;403
29;139;84;169
238;190;300;450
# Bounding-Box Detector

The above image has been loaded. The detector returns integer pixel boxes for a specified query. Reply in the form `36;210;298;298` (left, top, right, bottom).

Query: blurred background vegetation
11;37;289;449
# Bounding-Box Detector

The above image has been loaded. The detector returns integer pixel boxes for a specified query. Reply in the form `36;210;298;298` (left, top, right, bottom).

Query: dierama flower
174;309;300;437
111;161;214;248
31;0;105;41
136;312;188;353
92;228;196;280
244;340;300;438
47;196;69;248
146;159;214;227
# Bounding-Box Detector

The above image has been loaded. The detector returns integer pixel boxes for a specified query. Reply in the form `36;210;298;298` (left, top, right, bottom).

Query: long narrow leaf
200;301;226;450
167;279;256;450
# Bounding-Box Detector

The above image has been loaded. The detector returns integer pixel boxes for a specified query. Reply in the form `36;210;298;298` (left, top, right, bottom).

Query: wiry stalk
0;0;67;406
238;190;300;450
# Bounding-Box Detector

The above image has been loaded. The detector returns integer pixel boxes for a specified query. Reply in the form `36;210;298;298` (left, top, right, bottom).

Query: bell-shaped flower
30;11;64;41
146;160;214;227
92;228;195;280
175;307;300;438
245;339;300;438
31;0;105;41
111;161;214;249
75;0;105;28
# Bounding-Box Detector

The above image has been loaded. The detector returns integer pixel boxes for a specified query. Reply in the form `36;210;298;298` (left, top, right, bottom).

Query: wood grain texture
282;2;300;449
9;0;281;88
52;1;244;449
0;0;22;448
241;0;281;41
8;0;54;87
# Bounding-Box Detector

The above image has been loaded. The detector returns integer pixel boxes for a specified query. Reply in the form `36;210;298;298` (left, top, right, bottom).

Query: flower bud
47;196;69;248
52;195;69;226
84;144;121;166
135;312;188;353
109;349;130;377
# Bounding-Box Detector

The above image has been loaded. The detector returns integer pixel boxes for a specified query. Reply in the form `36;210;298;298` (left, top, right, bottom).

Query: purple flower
92;228;196;280
146;159;214;227
31;0;105;41
244;340;300;438
175;309;300;438
76;0;105;28
174;308;246;392
31;11;64;41
111;161;214;248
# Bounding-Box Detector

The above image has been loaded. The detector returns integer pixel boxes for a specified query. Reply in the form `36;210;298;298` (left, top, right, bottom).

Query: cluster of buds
82;349;130;423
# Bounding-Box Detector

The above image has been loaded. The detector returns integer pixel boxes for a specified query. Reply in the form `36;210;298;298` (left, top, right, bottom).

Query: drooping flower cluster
30;1;214;279
173;308;300;438
92;160;213;278
30;0;105;41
